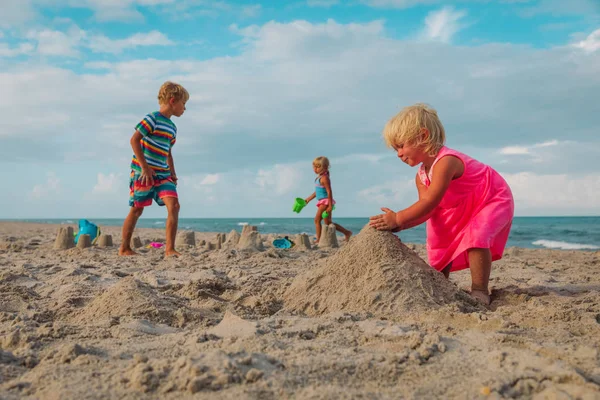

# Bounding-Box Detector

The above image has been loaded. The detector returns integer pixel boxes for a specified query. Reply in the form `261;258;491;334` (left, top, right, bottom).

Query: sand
0;221;599;399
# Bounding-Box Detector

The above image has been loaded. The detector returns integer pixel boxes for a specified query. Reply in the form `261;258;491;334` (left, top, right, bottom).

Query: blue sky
1;0;599;218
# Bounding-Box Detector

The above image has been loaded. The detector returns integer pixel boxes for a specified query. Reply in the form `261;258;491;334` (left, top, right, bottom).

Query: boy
118;81;189;258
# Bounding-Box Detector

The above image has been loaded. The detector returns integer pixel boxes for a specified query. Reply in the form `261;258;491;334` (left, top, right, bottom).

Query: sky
1;0;599;219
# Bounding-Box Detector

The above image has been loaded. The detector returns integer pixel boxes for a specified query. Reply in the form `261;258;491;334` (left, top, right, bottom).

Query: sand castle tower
226;230;240;246
237;225;264;251
284;226;476;319
318;224;338;248
176;231;195;247
54;226;75;250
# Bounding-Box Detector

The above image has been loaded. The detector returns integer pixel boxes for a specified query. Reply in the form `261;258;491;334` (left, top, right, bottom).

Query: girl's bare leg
314;205;327;243
441;263;452;279
323;211;352;242
468;247;492;305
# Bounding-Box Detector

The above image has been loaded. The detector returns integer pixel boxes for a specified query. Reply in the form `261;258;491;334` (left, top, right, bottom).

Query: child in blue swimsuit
304;156;352;243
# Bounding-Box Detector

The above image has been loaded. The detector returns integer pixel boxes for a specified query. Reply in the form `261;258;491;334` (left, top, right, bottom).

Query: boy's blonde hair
313;156;330;170
382;103;445;156
158;81;189;105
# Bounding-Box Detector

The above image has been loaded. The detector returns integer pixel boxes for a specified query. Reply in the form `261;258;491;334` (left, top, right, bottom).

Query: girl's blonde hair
313;156;330;170
158;81;189;105
382;103;445;156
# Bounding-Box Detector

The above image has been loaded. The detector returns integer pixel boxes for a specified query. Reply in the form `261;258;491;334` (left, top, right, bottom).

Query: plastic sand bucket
322;205;336;219
293;197;307;213
273;238;292;249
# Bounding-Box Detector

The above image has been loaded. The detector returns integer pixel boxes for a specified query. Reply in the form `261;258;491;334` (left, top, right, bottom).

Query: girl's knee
131;207;144;217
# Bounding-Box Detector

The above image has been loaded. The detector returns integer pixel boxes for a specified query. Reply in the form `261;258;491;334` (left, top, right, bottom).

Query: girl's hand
304;198;310;204
326;205;333;213
369;207;400;231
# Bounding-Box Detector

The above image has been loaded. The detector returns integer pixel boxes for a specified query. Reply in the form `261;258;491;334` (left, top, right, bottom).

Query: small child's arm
322;175;334;212
305;192;316;204
130;130;155;186
167;149;177;184
370;155;464;231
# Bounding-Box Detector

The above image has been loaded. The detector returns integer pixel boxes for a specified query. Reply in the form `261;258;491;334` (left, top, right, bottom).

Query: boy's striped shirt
130;112;177;178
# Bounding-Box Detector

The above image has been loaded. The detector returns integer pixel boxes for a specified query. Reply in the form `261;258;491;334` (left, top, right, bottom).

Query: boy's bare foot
344;231;353;242
165;249;181;258
119;248;139;256
470;289;491;305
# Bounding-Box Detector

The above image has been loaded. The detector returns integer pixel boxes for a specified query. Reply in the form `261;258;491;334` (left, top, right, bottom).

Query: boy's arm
167;150;177;183
130;130;155;186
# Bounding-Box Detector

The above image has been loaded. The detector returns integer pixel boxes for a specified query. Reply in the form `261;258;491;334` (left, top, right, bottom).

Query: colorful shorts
129;171;177;207
316;198;336;207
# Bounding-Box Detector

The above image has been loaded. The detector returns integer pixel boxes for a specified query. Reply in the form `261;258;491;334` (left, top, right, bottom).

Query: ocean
7;216;600;250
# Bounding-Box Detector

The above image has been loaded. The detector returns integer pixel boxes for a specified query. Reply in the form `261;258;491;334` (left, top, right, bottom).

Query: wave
153;221;165;226
532;240;599;250
237;222;249;226
259;222;266;226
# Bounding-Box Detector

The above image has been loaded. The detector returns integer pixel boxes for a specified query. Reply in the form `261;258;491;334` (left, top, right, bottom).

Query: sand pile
284;226;476;318
125;350;282;394
73;277;188;327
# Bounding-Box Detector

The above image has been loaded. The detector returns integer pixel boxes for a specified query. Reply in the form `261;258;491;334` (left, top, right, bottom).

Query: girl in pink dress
369;103;514;305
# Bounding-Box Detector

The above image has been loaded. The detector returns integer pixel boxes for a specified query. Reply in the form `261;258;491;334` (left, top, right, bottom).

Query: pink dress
418;147;514;272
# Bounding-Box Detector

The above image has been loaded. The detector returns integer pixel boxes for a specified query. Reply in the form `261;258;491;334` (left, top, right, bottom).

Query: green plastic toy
322;205;336;219
293;197;307;213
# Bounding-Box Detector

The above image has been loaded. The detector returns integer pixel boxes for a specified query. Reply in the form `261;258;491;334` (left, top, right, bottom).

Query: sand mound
284;226;476;318
73;277;187;326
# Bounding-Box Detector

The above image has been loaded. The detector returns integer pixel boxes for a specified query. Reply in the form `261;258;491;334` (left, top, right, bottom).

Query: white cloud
241;4;262;18
0;42;35;57
517;0;600;17
362;0;440;8
26;28;86;57
0;0;37;28
22;27;173;57
502;172;600;214
256;164;303;196
92;173;122;194
499;146;530;155
357;178;415;205
31;172;60;198
88;30;173;54
307;0;340;7
573;29;600;53
498;139;561;155
200;174;220;185
423;6;468;43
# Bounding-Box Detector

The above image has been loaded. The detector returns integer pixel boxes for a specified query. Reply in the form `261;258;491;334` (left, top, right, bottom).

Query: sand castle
285;225;476;319
76;234;91;249
294;233;312;250
317;224;338;248
97;234;113;247
54;226;75;250
237;225;264;251
226;230;240;246
176;231;195;247
131;236;143;249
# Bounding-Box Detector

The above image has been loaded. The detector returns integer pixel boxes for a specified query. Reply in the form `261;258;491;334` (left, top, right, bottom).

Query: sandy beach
1;221;599;399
